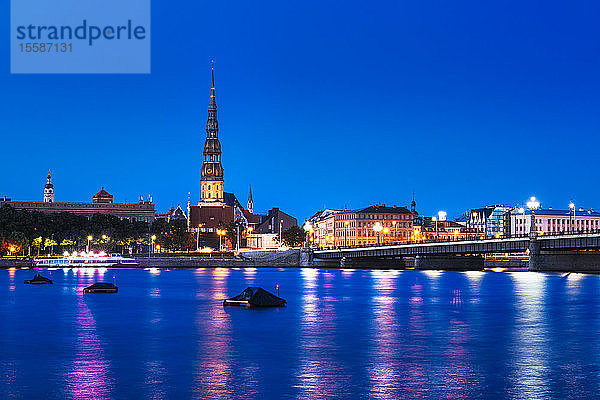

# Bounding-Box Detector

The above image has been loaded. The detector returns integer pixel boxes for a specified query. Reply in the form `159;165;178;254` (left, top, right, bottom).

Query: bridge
306;233;600;271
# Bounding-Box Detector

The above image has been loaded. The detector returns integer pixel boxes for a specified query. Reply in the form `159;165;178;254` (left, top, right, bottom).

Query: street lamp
344;220;349;247
373;222;383;245
392;221;397;243
216;229;226;251
432;216;438;241
87;235;92;253
526;196;540;236
196;224;202;251
569;201;575;234
382;227;390;244
149;234;156;259
438;211;447;221
303;222;312;248
279;219;284;247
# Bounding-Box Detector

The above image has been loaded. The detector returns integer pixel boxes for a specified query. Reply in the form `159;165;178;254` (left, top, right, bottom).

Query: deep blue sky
1;1;599;221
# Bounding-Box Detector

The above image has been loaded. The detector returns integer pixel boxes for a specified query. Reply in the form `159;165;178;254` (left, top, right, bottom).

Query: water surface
1;268;599;399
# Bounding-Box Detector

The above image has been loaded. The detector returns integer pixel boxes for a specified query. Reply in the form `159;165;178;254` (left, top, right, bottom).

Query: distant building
0;174;155;222
467;205;512;237
412;216;478;242
310;204;414;247
253;207;297;235
245;207;297;249
307;209;342;247
510;208;600;236
155;205;187;223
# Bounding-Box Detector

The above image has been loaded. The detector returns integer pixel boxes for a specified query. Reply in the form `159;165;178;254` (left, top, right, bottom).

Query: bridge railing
312;228;600;252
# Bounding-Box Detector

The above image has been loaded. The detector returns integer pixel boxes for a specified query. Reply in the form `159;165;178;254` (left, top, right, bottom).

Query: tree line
0;205;193;256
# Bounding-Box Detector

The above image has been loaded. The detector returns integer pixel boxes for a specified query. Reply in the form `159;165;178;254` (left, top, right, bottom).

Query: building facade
310;205;414;247
307;209;341;247
0;176;155;222
510;208;600;236
412;217;478;242
467;205;512;237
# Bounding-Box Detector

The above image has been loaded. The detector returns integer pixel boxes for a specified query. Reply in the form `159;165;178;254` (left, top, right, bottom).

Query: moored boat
24;273;53;285
83;282;118;293
224;287;286;307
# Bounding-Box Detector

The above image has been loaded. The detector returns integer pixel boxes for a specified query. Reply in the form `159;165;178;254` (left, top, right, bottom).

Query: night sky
1;1;599;222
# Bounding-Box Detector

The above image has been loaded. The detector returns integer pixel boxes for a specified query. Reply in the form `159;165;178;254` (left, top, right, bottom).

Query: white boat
34;252;138;268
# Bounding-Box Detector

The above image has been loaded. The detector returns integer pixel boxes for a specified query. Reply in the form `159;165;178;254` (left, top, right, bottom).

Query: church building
187;65;297;249
188;65;247;239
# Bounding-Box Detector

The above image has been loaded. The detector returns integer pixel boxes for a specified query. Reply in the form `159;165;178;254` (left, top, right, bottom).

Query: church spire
247;185;254;214
209;60;216;110
411;192;416;213
200;61;224;206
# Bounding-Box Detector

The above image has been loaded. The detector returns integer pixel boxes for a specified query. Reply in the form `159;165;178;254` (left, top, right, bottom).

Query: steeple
199;61;224;206
44;171;54;203
410;192;416;213
247;185;254;214
209;62;216;110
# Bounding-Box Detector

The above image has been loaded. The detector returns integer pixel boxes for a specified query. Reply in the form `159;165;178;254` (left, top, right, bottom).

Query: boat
83;282;118;293
24;273;53;284
34;252;138;268
223;287;287;307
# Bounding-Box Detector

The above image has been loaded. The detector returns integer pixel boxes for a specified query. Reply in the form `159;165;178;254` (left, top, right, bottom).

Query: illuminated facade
510;208;600;235
0;177;155;222
310;205;414;247
43;173;54;203
411;217;478;242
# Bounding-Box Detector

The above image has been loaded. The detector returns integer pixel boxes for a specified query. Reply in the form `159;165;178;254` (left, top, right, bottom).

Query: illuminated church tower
199;64;224;206
44;173;54;203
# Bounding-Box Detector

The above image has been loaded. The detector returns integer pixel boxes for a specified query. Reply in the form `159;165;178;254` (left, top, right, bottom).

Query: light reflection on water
2;268;600;399
66;295;114;399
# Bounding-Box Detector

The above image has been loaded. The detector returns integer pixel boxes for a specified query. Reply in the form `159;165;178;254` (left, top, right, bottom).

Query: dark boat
223;287;286;307
83;282;118;293
24;273;53;285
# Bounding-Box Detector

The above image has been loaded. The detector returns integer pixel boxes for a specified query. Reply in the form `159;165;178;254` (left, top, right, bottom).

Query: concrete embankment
138;249;302;268
0;259;34;268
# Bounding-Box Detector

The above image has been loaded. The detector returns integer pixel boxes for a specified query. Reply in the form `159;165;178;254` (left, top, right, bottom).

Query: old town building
0;175;155;222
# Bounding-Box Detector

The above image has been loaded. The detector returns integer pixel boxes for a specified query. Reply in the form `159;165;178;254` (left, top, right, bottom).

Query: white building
510;208;600;236
307;209;342;247
246;233;279;249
